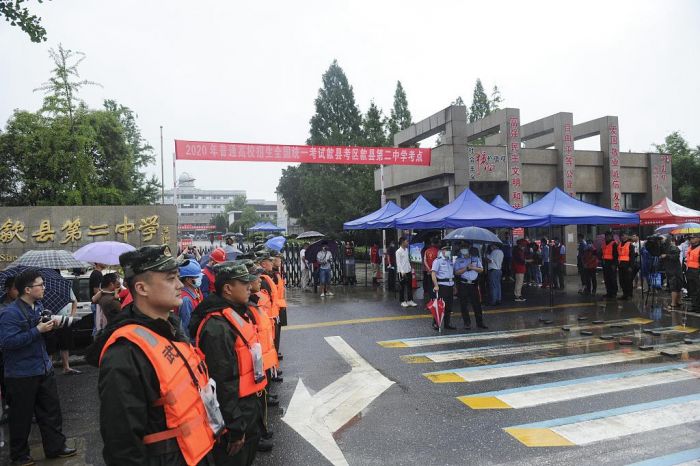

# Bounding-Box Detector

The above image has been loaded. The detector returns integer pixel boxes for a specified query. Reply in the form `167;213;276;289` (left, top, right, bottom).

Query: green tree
223;194;247;213
0;0;50;42
654;131;700;209
231;205;260;233
386;81;413;145
278;60;379;235
0;46;159;206
362;101;388;147
489;85;503;112
468;78;490;123
210;213;229;232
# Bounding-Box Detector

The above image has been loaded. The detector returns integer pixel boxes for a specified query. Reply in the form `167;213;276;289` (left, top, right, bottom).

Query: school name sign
175;140;431;166
0;205;177;265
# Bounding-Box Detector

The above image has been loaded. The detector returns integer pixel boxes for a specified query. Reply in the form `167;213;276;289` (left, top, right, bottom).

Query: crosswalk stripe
403;337;619;363
627;447;700;466
458;363;698;409
422;345;697;383
504;394;700;447
378;317;653;348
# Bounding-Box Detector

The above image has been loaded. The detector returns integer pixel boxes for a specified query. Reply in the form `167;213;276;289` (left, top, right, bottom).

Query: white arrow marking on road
282;336;395;466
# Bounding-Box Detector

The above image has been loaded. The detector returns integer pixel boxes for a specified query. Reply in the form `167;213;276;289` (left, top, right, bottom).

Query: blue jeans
488;269;502;304
319;268;331;285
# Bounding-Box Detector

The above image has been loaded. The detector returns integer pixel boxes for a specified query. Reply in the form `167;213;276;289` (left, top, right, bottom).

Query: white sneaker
320;293;326;297
400;301;409;307
326;291;334;296
408;300;418;307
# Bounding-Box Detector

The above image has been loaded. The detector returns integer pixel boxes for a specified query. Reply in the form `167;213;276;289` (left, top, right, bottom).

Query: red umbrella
426;298;445;332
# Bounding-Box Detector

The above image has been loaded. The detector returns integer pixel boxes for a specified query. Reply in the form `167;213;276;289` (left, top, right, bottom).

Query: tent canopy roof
368;195;437;229
490;195;515;212
396;189;545;229
343;201;403;230
517;187;639;225
637;197;700;226
249;222;284;231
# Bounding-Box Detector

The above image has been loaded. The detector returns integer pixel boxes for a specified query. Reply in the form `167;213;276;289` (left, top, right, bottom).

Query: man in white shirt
300;243;310;292
396;237;416;307
487;244;504;305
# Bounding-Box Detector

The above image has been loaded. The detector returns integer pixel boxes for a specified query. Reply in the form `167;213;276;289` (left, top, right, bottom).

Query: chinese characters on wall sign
508;117;523;208
467;147;507;181
652;155;670;193
608;125;621;210
563;123;576;196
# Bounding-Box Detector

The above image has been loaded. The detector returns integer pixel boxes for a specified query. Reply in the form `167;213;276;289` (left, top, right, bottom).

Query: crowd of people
0;242;290;465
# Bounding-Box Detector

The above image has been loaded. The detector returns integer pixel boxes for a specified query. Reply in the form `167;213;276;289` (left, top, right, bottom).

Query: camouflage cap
255;251;271;261
120;245;188;280
237;251;256;260
212;261;256;283
233;258;255;269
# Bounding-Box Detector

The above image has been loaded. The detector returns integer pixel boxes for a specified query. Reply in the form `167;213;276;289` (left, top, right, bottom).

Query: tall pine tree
362;101;388;147
468;78;490;123
387;81;413;145
489;85;503;112
278;60;379;234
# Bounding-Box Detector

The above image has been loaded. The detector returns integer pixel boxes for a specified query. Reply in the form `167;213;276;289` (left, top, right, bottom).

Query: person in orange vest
255;251;285;378
685;233;700;311
189;262;266;466
87;245;220;465
600;231;619;299
270;250;287;355
201;248;227;298
617;231;637;300
246;264;279;453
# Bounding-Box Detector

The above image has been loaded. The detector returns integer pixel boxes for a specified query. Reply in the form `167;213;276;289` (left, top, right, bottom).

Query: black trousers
618;263;634;297
583;268;597;294
457;283;484;327
387;268;396;291
603;262;618;297
399;273;413;302
422;272;435;300
212;434;260;466
273;318;281;353
438;285;454;327
686;269;700;311
6;371;66;460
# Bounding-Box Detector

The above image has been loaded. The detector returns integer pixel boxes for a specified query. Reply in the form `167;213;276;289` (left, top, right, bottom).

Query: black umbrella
0;266;73;313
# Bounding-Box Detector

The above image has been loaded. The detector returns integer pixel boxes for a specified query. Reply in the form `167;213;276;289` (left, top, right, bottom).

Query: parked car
61;272;96;348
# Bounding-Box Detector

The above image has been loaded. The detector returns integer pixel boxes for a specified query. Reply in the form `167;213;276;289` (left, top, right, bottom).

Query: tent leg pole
380;164;387;291
549;225;554;313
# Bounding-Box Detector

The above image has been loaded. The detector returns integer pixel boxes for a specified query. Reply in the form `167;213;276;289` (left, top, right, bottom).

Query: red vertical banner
174;140;431;166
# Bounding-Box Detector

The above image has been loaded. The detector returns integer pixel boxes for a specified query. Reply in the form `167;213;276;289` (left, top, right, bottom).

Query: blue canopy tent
516;188;640;225
490;195;515;212
249;222;285;232
396;189;546;229
343;201;403;230
368;195;437;229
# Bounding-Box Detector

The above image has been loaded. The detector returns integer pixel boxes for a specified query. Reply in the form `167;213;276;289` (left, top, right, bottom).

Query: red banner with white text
175;140;431;166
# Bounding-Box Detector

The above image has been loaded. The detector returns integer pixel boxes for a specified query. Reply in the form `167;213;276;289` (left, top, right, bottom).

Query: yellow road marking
286;302;596;332
402;355;433;364
458;396;512;409
672;325;698;333
424;372;464;383
503;427;574;447
629;317;654;324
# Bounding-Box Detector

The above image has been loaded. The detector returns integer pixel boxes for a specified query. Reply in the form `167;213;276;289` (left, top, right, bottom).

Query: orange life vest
99;325;215;466
255;290;272;317
687;246;700;269
195;308;268;397
259;274;280;318
618;241;631;263
603;241;617;261
202;268;216;293
275;272;287;309
247;304;278;370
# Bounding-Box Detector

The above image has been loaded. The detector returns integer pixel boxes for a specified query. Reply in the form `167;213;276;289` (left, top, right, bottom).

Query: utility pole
160;126;165;204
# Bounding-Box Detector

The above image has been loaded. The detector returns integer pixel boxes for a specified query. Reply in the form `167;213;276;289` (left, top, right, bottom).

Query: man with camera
0;269;77;466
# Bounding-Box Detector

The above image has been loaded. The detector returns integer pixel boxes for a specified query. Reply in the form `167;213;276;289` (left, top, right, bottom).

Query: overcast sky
1;1;698;200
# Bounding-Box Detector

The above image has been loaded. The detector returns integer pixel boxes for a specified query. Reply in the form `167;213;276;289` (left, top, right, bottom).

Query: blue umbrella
265;236;286;252
0;266;72;313
444;227;502;244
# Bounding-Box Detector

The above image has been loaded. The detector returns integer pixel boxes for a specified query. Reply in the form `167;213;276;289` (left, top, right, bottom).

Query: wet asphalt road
2;278;699;465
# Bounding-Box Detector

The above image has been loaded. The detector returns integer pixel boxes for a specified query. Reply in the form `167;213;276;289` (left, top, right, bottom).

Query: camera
39;310;79;328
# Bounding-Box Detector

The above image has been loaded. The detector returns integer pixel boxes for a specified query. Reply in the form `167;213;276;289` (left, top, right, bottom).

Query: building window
622;193;645;212
180;194;193;199
575;193;600;205
523;192;546;206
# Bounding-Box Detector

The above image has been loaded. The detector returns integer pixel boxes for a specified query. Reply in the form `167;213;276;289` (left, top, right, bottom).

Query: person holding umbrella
431;243;456;330
455;246;487;330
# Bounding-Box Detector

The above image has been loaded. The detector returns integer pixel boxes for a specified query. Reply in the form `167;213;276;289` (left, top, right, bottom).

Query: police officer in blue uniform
454;246;487;330
431;243;456;330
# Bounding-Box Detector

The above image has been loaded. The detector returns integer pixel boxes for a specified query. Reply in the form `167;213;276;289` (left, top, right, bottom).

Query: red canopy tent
637;197;700;225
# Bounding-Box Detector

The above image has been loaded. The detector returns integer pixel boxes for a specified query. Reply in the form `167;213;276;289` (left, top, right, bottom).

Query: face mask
442;251;451;259
194;275;203;288
460;249;469;256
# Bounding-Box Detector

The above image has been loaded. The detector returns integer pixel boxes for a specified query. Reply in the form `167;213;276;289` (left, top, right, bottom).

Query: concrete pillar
564;225;578;276
552;113;576;196
647;153;673;204
449;107;469;198
502;109;522;208
599;116;620;209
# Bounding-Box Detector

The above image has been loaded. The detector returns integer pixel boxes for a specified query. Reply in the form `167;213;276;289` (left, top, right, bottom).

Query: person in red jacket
512;239;530;302
201;248;226;298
